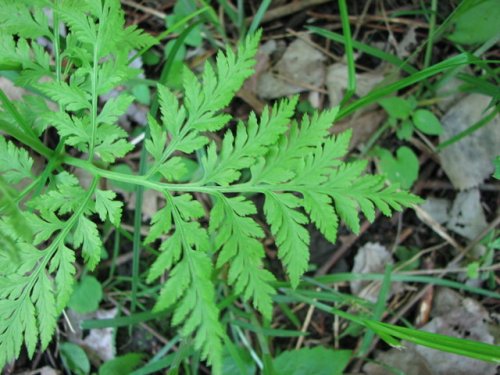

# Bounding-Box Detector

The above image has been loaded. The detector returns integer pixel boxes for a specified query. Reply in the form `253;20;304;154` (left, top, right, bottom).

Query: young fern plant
0;0;420;372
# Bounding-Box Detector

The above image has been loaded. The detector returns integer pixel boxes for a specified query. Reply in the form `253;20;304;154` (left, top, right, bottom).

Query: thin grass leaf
338;0;356;105
337;53;475;120
248;0;271;35
308;26;418;74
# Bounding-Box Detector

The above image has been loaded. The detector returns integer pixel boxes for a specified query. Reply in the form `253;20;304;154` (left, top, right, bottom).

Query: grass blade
338;0;356;105
366;321;500;363
337;53;474;120
314;273;500;299
248;0;272;35
358;264;392;356
287;290;500;363
437;107;498;150
81;310;166;329
308;26;418;74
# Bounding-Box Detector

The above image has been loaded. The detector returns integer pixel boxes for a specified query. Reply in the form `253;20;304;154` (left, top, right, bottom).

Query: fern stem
53;3;62;84
64;155;342;195
87;42;99;162
0;117;53;158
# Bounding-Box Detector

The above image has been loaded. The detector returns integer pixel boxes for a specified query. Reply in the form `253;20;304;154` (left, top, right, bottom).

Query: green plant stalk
63;155;389;195
0;123;53;165
82;309;167;329
248;0;271;35
437;108;498;150
359;120;392;157
338;0;356;105
313;273;500;300
105;228;121;285
358;264;392;356
87;38;100;162
223;335;254;374
0;89;37;139
423;0;437;68
53;2;62;84
457;72;500;98
17;147;64;204
217;0;239;26
237;0;245;35
196;0;227;41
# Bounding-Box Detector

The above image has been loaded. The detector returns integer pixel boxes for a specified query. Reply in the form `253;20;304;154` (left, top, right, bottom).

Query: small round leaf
68;276;103;314
60;342;90;375
378;146;419;189
412;109;443;135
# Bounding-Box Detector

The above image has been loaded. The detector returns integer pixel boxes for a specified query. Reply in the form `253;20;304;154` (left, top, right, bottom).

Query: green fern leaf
73;216;103;270
0;1;50;39
95;189;123;226
146;193;224;370
202;97;298;185
210;195;275;318
0;138;33;183
144;204;173;245
27;212;65;245
49;244;76;312
252;108;339;184
0;2;426;370
58;4;97;46
303;191;339;243
97;94;134;125
32;271;57;349
94;137;133;163
41;111;90;148
38;81;91;112
28;173;87;216
20;299;37;358
264;193;310;288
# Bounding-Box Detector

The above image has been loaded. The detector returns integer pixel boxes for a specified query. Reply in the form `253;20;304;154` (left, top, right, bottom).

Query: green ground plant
0;0;499;374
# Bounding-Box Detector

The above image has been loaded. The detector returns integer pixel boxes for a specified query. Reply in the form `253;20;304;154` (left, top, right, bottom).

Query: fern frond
146;193;224;371
0;175;99;369
0;138;33;183
0;35;51;83
0;1;51;39
94;189;123;226
49;244;76;312
251;108;339;184
264;193;310;288
38;81;91;112
201;97;298;186
210;194;276;318
73;215;103;271
147;32;260;174
0;1;423;371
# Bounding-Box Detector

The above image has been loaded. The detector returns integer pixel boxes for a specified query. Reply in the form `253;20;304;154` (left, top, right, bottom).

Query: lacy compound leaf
0;1;424;371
